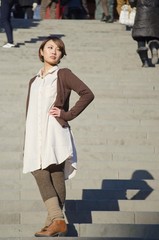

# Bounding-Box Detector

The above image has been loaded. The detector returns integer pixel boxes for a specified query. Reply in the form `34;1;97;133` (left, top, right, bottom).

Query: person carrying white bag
132;0;159;67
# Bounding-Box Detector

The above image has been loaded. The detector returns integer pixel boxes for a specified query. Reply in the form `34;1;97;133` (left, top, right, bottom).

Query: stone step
14;188;159;201
0;187;159;201
1;150;158;163
0;223;159;238
0;238;123;240
3;129;159;149
0;236;143;240
78;224;159;238
64;200;159;212
64;179;159;191
5;172;159;188
0;238;143;240
92;211;159;224
1;164;159;180
1;72;159;84
0;200;159;213
1;210;159;225
1;168;159;191
16;169;159;181
76;144;157;157
1;186;157;201
71;188;159;201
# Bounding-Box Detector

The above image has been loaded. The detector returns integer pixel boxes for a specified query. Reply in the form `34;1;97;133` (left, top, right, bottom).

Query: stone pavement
0;19;159;239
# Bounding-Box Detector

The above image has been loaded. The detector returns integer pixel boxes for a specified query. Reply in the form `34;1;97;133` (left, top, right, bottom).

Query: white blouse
23;66;77;179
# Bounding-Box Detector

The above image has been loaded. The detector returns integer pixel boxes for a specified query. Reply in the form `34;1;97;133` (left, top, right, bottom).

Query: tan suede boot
44;213;52;227
35;219;67;237
35;197;66;237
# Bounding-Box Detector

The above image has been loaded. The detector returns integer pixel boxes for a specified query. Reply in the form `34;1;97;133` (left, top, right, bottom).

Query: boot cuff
137;47;148;53
148;40;159;48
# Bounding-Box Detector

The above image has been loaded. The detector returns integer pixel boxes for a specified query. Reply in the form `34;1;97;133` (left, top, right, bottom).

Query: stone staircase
0;19;159;239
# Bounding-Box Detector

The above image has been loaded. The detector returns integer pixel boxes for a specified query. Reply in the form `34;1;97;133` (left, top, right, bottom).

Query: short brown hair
39;36;67;62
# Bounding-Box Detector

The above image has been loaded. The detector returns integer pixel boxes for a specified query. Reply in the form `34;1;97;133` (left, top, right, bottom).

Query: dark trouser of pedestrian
1;0;14;44
13;4;34;19
81;0;90;19
137;37;159;50
67;7;84;19
20;6;34;19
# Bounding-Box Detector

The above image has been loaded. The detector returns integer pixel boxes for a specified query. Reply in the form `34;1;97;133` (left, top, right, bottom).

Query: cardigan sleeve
59;69;94;121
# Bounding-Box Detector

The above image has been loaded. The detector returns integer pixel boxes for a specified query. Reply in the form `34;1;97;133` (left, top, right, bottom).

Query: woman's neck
42;64;56;77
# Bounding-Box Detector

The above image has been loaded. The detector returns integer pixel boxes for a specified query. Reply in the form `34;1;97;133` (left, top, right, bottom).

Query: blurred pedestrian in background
81;0;90;19
14;0;39;19
1;0;16;48
62;0;86;19
100;0;114;23
40;0;58;19
132;0;159;67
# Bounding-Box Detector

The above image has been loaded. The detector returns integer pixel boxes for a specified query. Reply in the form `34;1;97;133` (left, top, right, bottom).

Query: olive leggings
32;162;66;207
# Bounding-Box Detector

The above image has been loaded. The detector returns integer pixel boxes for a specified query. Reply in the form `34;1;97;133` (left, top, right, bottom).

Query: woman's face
40;40;62;66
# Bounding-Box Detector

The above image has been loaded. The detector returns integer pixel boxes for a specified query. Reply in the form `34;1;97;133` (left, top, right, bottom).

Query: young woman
23;36;94;237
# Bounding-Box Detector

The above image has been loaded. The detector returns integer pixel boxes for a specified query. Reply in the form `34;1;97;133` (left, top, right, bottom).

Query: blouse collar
37;65;59;78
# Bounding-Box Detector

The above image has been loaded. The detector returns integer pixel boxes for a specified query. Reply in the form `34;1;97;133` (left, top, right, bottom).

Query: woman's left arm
60;69;95;121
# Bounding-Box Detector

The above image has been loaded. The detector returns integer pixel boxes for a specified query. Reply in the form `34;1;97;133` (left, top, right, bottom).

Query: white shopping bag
119;4;136;26
119;4;129;25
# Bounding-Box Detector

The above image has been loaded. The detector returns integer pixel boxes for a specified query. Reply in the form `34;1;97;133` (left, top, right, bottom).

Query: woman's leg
136;38;149;67
32;168;57;202
25;6;34;19
101;0;109;17
49;162;66;208
137;38;146;48
32;167;64;222
32;163;67;237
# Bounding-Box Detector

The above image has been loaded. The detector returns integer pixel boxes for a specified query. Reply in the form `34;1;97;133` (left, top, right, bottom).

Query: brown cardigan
26;68;94;127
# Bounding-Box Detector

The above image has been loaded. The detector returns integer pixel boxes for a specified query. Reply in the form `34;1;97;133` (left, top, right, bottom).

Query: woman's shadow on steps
65;169;154;236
